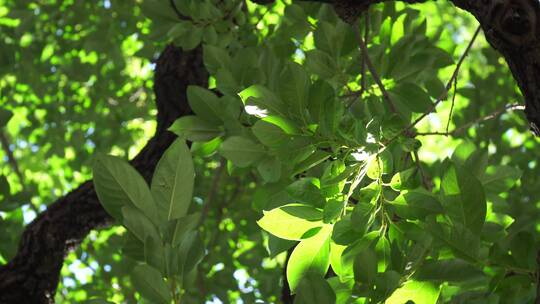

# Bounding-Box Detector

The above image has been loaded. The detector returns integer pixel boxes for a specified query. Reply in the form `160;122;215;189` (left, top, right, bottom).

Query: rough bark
455;0;540;136
0;45;208;304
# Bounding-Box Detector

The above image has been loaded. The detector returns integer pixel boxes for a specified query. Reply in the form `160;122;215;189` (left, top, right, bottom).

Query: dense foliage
1;0;539;303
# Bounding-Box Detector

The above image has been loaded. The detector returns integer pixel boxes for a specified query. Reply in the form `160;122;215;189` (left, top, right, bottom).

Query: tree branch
415;103;525;136
353;21;399;114
0;45;208;304
0;130;24;185
384;25;481;145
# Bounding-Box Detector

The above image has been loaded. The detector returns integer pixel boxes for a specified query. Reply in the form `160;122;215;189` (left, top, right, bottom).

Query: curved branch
0;45;208;304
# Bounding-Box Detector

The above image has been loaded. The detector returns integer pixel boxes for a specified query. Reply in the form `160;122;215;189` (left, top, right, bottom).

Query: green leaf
257;157;282;183
509;231;536;270
257;204;323;240
292;150;331;177
121;206;160;242
287;225;331;292
267;234;297;258
350;201;375;234
187;85;222;124
176;231;205;276
0;175;10;196
203;45;232;74
81;300;115;304
389;82;432;113
451;140;476;164
294;273;336;304
169;116;222;142
252;120;290;147
216;68;240;95
389;167;417;191
203;25;218;44
238;85;286;117
330;242;347;279
167;21;191;39
93;154;158;223
40;44;54;61
323;199;344;224
424;77;446;99
373;270;401;301
220;136;266;167
151;138;195;220
182;25;203;50
441;164;486;234
415;259;484;282
332;216;361;245
389;189;443;220
262;115;302;135
463;149;489;179
367;154;383;180
0;109;13;128
172;213;200;247
353;247;378;286
286;178;326;208
482;165;522;194
386;280;440;304
305;50;338;79
308;80;335;125
123;232;145;261
382;114;407;140
252;181;294;211
328;277;353;304
314;21;343;57
426;219;481;263
278;62;310;118
375;237;391;272
191;137;222;157
276;136;315;164
141;0;179;21
144;235;165;273
340;231;379;280
131;264;171;303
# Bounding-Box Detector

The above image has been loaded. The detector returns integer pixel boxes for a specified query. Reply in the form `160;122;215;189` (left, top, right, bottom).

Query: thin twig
0;130;24;184
199;158;226;225
340;90;363;99
416;103;524;136
0;130;39;214
446;76;458;132
169;0;185;20
384;25;482;145
353;21;398;114
361;11;370;93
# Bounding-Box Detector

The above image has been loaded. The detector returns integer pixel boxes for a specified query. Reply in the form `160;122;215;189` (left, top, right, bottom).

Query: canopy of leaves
1;0;539;303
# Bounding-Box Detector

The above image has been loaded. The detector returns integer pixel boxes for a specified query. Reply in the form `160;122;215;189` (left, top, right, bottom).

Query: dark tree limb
0;45;208;304
458;0;540;136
